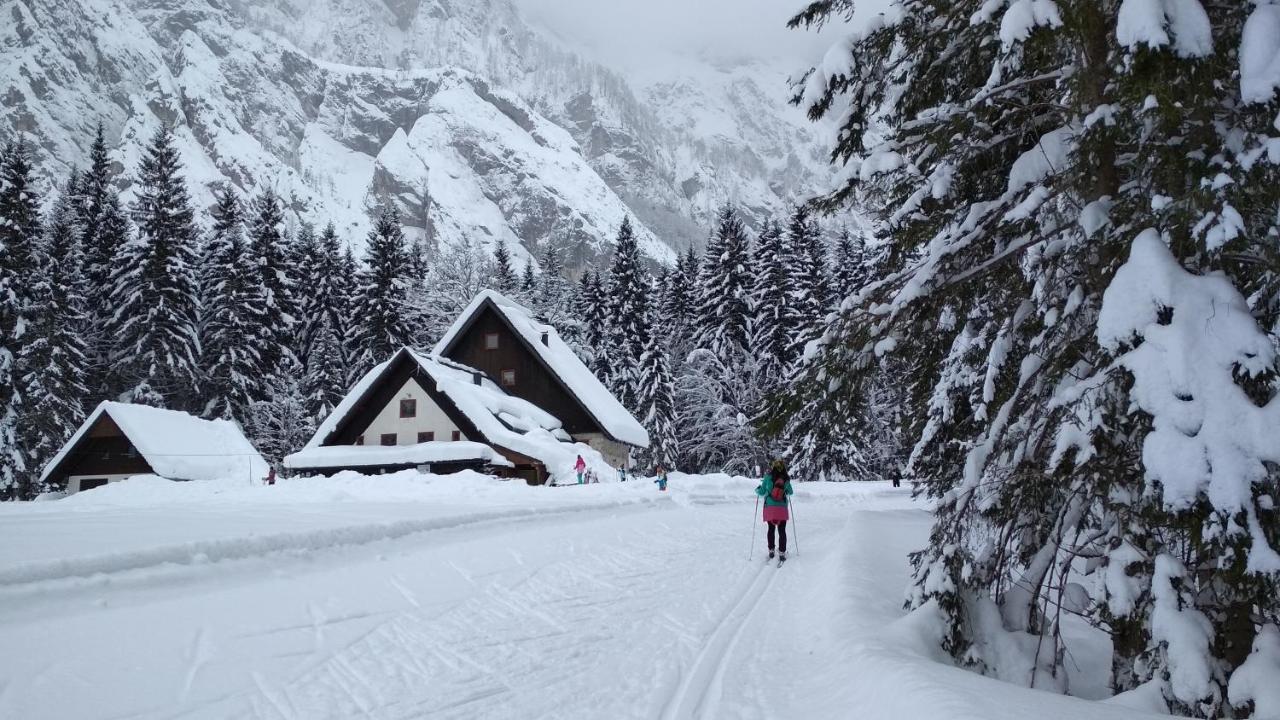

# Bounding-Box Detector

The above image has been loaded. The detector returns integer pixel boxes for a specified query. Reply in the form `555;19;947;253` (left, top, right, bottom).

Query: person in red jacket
574;455;587;485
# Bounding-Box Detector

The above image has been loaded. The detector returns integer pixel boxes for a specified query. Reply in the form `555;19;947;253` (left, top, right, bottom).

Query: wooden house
38;402;268;494
432;290;649;467
286;291;649;485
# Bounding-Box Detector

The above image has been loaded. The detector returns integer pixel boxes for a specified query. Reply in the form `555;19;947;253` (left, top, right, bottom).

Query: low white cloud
512;0;837;73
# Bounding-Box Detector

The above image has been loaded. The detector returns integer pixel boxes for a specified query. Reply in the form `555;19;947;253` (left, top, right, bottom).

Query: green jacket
756;473;792;507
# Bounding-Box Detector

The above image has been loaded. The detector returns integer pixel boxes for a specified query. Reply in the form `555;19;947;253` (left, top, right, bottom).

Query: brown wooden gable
319;350;542;468
439;302;602;437
44;412;155;487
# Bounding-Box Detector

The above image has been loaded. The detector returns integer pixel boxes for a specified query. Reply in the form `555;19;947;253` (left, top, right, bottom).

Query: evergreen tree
109;126;201;409
303;314;345;421
244;360;314;469
309;224;354;382
0;142;44;499
85;191;130;399
785;204;828;358
659;245;700;358
780;1;1280;711
246;190;297;382
520;261;536;293
492;239;517;293
605;218;651;411
18;190;89;493
577;270;612;382
351;206;415;365
636;314;678;469
831;227;866;294
751;218;793;381
694;207;752;359
198;185;263;420
290;222;321;369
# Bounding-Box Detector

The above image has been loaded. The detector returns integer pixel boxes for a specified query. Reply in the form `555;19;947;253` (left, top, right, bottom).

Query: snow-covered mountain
1;0;830;263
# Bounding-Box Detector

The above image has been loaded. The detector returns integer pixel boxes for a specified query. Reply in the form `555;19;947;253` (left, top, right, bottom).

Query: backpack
770;477;785;502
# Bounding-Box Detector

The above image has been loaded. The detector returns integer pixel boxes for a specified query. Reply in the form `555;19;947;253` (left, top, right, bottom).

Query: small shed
38;402;269;494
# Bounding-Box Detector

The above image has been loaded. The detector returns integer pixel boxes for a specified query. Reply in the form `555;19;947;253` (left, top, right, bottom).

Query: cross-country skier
756;460;793;562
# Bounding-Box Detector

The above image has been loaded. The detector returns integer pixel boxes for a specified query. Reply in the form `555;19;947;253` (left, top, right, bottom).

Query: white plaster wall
66;474;138;494
360;378;463;445
575;433;632;470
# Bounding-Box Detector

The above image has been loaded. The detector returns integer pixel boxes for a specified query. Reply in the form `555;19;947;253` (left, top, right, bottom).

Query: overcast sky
512;0;838;74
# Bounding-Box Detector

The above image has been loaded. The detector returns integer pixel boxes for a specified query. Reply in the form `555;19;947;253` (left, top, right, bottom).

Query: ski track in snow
0;484;1166;719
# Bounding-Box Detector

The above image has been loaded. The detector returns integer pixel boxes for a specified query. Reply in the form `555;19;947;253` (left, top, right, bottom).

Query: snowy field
0;473;1161;719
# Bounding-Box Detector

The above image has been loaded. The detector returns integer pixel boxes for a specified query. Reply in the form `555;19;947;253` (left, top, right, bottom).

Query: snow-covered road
0;476;1162;719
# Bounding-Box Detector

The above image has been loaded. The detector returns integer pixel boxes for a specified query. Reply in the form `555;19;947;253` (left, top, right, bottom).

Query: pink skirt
763;504;789;523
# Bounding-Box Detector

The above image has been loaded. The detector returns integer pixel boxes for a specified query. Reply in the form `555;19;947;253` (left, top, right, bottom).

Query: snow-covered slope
1;0;674;265
1;0;828;262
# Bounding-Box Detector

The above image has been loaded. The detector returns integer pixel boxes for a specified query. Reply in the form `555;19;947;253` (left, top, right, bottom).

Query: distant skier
756;460;793;562
654;465;669;491
575;455;586;485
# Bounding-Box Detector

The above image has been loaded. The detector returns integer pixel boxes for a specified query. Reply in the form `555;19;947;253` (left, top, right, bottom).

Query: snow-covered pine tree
605;217;651;412
830;227;866;296
290;222;321;369
784;204;829;359
77;124;125;400
635;311;678;470
84;190;130;400
244;358;314;469
198;185;264;420
751;218;793;383
658;245;700;360
17;188;89;494
520;261;536;294
246;190;298;383
309;224;355;380
576;269;612;382
782;0;1280;712
109;126;201;409
693;207;752;360
351;206;416;367
492;239;517;293
0;142;44;499
302;314;345;421
339;242;363;386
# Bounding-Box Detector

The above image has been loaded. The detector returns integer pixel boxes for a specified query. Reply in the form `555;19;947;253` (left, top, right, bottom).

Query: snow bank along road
0;475;1162;719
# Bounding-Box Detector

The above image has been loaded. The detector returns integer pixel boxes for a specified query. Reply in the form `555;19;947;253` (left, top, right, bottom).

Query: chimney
540;331;549;346
472;372;482;386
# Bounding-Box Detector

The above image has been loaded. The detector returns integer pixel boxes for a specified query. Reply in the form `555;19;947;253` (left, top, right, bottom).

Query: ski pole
749;496;760;560
789;497;799;557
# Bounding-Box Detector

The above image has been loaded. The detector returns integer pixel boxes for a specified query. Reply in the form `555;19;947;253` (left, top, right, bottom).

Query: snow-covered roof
300;349;612;481
39;402;269;485
284;441;513;471
432;290;650;448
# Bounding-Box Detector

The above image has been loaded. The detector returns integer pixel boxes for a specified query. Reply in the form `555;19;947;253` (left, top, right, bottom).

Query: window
79;478;108;492
500;369;516;387
451;431;462;441
399;399;417;418
417;431;434;443
484;333;500;350
355;435;364;446
380;433;397;446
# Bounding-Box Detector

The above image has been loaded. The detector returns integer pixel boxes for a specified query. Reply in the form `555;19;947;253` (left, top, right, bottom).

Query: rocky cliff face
1;0;829;264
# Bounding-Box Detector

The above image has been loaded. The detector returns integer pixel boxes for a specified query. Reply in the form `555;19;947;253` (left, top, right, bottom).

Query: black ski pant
767;521;788;553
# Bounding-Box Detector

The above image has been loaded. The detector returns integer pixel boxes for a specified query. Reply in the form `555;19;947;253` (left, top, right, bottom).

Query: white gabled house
38;402;269;494
285;349;616;484
432;290;649;467
286;290;650;485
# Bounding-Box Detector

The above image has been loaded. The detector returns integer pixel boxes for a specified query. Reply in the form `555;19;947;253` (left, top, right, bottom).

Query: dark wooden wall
57;415;154;480
444;306;599;436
